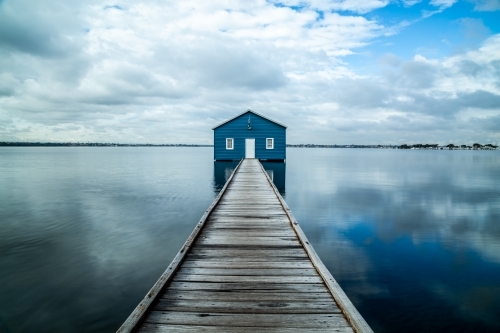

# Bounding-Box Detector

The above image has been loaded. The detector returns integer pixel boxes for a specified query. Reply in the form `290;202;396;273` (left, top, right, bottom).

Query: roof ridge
212;109;287;130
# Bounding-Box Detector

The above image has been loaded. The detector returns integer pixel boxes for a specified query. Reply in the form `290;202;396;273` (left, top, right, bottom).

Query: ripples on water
0;147;499;333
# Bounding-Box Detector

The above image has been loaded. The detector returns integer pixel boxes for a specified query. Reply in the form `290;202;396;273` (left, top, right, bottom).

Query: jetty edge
258;161;372;333
116;159;243;333
117;158;373;333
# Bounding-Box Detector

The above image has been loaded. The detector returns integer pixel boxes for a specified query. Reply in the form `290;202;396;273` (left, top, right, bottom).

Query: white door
245;139;255;158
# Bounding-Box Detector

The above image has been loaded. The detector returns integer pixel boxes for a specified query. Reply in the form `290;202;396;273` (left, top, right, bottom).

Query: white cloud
312;0;390;13
430;0;458;8
0;0;499;145
401;0;422;6
422;0;458;17
268;0;390;13
469;0;500;11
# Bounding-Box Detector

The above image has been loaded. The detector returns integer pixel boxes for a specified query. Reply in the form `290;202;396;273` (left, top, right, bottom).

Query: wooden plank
212;208;286;213
202;230;296;237
201;233;296;238
221;195;279;201
138;324;355;333
209;213;288;218
199;235;298;240
187;252;307;261
177;267;319;276
186;254;306;260
206;224;290;229
219;195;279;198
167;282;331;292
222;186;272;189
206;221;290;226
217;198;282;201
172;274;324;284
217;201;282;205
145;312;351;328
192;244;301;249
207;220;290;225
188;253;302;259
181;261;314;269
224;187;276;191
210;217;286;221
196;237;300;247
160;290;332;301
187;248;308;257
203;229;292;234
186;256;310;262
203;224;291;230
153;299;341;314
215;204;283;208
208;215;290;221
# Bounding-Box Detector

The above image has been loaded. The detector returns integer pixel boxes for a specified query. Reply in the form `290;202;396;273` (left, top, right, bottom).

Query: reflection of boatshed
212;110;287;161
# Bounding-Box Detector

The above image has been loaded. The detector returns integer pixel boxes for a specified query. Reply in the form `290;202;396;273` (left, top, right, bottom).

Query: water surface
0;147;215;333
284;149;500;332
1;147;499;332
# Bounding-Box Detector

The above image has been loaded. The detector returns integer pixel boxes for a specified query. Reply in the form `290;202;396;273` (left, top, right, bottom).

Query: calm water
1;147;499;332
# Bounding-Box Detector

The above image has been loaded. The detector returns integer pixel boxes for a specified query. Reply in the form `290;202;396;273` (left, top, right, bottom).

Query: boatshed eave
212;109;287;130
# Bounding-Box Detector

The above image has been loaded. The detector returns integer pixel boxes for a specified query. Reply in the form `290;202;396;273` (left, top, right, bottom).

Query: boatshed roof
212;109;287;130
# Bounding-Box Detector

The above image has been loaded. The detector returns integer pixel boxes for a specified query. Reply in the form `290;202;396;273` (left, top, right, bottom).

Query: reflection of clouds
0;147;216;333
287;150;500;243
324;177;500;260
432;283;500;329
448;231;500;264
300;222;389;305
285;149;500;329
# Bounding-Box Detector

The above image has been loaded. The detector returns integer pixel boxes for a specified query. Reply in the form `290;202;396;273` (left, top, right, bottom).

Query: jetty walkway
118;159;372;333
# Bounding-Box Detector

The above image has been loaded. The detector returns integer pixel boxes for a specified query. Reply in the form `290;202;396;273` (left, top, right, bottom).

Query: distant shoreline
1;142;498;150
0;142;213;147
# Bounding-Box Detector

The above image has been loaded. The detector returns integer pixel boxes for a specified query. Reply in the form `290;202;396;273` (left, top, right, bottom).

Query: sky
0;0;499;145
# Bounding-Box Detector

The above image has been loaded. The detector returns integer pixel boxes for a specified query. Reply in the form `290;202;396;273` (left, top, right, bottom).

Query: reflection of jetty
118;159;372;333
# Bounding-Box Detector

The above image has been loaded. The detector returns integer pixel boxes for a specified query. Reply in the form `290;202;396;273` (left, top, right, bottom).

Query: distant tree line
398;143;498;150
399;144;438;149
0;142;213;147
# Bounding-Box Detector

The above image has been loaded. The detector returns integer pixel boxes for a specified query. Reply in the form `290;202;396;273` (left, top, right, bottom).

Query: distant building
212;110;287;161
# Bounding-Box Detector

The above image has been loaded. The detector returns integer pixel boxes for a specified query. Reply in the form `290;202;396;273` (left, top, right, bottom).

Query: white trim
266;138;274;149
226;138;234;150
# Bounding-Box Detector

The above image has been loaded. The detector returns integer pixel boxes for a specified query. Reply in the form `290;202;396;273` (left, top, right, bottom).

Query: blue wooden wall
213;111;286;161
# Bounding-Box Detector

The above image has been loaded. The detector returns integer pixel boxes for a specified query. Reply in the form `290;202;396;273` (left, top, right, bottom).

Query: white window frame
266;138;274;149
226;138;234;150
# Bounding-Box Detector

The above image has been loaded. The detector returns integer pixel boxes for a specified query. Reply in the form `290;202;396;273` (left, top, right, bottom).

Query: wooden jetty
118;159;373;333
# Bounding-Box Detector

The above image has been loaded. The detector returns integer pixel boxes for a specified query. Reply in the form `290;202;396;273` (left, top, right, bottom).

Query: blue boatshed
212;110;287;161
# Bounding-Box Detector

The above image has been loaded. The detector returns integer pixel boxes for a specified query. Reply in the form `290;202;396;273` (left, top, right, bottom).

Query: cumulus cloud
0;0;499;144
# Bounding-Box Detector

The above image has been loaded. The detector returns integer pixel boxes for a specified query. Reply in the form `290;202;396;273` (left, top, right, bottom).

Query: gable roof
212;110;287;130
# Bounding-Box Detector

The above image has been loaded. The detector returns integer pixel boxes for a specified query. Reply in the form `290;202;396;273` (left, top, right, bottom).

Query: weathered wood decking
118;159;372;333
